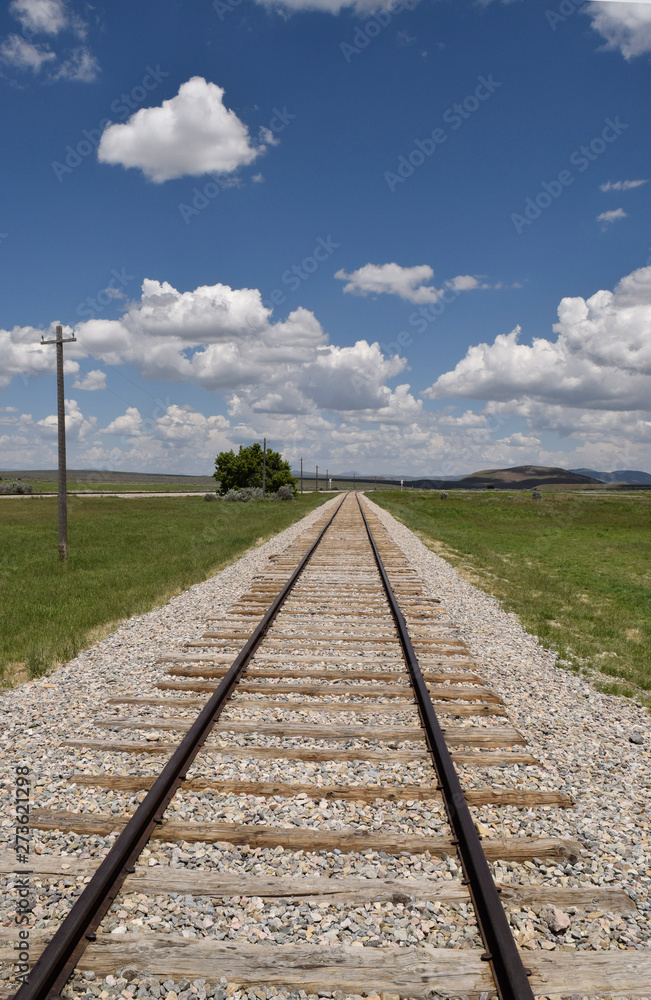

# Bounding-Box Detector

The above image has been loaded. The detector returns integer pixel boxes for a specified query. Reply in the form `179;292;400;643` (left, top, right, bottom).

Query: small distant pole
326;468;328;491
375;474;377;491
262;437;267;497
41;324;77;560
316;465;319;492
300;457;303;494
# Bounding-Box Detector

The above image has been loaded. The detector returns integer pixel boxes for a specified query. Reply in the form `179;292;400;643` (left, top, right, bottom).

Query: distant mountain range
569;469;651;485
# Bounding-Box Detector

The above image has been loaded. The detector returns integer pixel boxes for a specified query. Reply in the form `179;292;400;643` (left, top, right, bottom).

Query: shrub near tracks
0;493;330;685
373;489;651;704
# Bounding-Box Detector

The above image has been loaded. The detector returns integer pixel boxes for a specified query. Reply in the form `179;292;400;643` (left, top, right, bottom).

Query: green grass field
0;493;330;685
372;490;651;706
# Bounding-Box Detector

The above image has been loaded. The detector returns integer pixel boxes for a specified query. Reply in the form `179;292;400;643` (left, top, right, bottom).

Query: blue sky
1;0;650;476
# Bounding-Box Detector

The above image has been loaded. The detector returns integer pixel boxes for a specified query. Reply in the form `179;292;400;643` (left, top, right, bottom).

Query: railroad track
4;492;650;999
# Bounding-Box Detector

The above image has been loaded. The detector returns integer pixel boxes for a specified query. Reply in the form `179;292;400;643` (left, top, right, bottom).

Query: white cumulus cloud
122;278;270;341
423;265;651;411
9;0;69;35
51;46;99;82
447;275;483;292
586;1;651;59
98;77;264;183
0;322;82;389
103;407;143;437
336;263;442;303
600;179;647;192
0;34;56;71
496;432;541;449
335;263;494;303
155;404;230;443
253;0;409;13
72;369;106;391
2;1;97;81
597;207;628;227
36;398;96;441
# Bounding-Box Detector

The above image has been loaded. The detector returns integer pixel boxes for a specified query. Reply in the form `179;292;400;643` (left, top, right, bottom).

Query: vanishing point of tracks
10;493;650;999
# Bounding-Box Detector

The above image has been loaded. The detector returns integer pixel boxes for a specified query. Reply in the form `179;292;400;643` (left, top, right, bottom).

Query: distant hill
446;465;599;490
570;468;651;485
398;466;603;491
453;465;601;488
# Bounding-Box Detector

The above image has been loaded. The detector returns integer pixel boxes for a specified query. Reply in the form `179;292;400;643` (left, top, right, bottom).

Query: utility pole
41;324;77;560
326;469;328;492
300;457;303;495
262;437;267;498
315;465;319;492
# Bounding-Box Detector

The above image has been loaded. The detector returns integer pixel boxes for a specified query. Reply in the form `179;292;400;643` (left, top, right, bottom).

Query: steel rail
14;496;346;1000
356;494;535;1000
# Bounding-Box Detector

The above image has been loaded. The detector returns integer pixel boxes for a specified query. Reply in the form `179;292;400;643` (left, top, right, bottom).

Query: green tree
214;443;296;494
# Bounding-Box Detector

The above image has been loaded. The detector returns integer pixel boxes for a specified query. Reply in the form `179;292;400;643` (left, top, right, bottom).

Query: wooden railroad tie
158;672;486;688
0;851;633;911
64;738;539;766
2;934;650;997
93;717;524;746
28;808;582;860
70;773;573;808
107;696;507;719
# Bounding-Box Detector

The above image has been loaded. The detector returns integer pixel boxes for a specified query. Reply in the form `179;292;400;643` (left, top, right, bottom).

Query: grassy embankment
0;492;331;686
372;490;651;706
